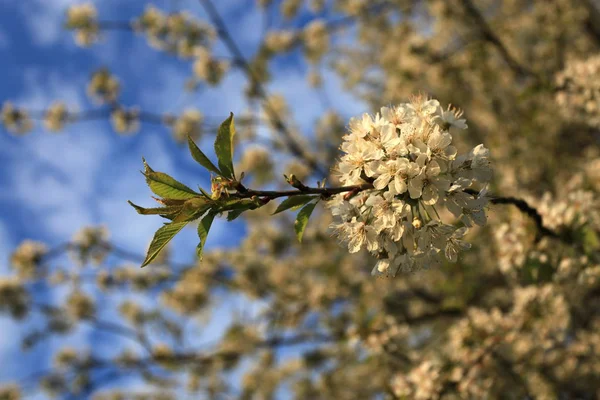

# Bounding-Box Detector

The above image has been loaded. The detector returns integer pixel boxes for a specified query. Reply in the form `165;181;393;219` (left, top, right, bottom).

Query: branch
233;183;374;200
32;302;153;353
460;188;557;241
459;0;532;78
487;195;559;240
37;240;189;269
20;332;337;386
234;175;574;251
581;0;600;45
198;0;327;176
24;106;266;129
97;21;133;31
236;180;567;247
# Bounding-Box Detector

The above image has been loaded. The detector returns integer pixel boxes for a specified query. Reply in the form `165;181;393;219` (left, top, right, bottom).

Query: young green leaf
214;112;236;179
273;195;317;215
197;186;213;200
187;135;222;175
217;200;255;219
227;209;246;221
128;200;182;218
142;221;188;267
172;197;213;223
144;170;199;200
197;212;216;260
142;157;154;174
152;197;187;207
294;201;318;243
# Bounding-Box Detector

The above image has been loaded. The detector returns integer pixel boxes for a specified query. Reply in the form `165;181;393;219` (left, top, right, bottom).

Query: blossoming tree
2;0;600;399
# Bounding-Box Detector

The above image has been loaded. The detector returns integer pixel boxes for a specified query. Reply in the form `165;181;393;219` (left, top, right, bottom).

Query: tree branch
233;183;374;200
459;0;532;78
198;0;327;176
487;195;559;240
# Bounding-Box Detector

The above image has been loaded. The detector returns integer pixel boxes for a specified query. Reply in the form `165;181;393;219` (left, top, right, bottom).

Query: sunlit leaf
172;197;213;223
214;112;236;179
294;201;318;243
128;200;182;217
143;164;199;200
142;221;188;267
273;195;317;215
187;135;222;175
227;209;246;221
197;212;216;260
197;186;213;200
152;197;187;207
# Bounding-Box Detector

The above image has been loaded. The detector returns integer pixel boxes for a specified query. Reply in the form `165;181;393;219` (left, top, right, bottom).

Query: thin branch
26;107;267;128
582;0;600;45
487;195;559;240
462;188;558;241
236;177;572;251
459;0;532;78
97;21;134;31
32;302;153;353
233;183;374;200
198;0;327;176
237;180;567;247
37;240;190;269
20;331;337;385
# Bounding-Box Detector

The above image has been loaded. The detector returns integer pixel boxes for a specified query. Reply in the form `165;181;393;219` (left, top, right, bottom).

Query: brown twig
459;0;532;79
198;0;327;176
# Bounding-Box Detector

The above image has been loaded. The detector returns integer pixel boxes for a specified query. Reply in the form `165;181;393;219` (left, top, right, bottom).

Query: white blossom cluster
133;6;216;58
87;68;120;104
70;225;110;265
391;360;443;400
555;54;600;128
111;107;140;134
281;0;302;19
264;30;296;53
65;3;99;47
44;102;69;132
302;20;329;63
10;240;48;280
238;145;274;185
163;108;204;143
1;101;33;134
328;96;492;277
0;278;29;319
192;47;230;85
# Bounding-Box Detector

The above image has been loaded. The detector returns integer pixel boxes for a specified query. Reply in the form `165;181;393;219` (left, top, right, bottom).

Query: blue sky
0;0;367;396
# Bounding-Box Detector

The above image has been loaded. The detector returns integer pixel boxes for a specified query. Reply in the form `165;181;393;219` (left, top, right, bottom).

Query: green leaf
197;212;216;260
144;168;199;200
172;197;213;223
273;195;317;215
152;197;187;207
142;157;154;174
214;113;236;179
142;221;188;267
219;199;260;211
187;135;222;175
217;199;263;221
227;209;246;221
128;200;182;217
197;186;213;199
294;201;318;243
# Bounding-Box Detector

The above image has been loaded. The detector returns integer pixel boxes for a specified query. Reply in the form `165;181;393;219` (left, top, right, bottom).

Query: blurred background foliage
1;0;600;398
